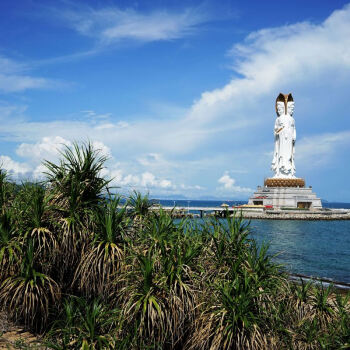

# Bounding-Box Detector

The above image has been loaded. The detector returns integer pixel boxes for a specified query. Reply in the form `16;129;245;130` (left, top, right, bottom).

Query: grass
0;141;349;349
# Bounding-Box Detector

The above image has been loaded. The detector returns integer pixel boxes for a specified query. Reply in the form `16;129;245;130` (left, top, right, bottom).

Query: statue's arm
274;118;280;135
293;122;296;142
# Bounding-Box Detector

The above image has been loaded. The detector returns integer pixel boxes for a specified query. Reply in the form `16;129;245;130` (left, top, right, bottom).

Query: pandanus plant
117;209;202;348
0;169;16;213
128;190;153;233
44;142;111;280
20;183;57;262
44;142;110;212
0;239;60;331
118;251;168;348
74;195;130;298
188;216;285;350
0;210;22;281
47;296;120;349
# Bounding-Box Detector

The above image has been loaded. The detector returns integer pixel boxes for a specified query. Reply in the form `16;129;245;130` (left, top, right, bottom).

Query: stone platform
248;185;322;209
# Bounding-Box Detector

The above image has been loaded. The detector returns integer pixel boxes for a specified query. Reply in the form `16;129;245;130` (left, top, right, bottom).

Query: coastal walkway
153;206;350;220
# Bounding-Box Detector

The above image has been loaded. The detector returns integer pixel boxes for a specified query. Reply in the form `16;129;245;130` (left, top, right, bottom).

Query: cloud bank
2;4;350;199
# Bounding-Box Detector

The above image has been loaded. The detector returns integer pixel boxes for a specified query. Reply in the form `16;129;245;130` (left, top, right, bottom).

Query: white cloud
61;5;207;43
33;164;48;180
0;155;31;176
0;56;62;93
16;136;71;162
0;74;51;93
187;4;350;126
2;5;350;199
141;171;156;187
95;123;115;130
137;153;162;166
218;171;253;194
92;140;111;158
106;167;175;191
159;179;172;189
297;130;350;166
218;172;235;189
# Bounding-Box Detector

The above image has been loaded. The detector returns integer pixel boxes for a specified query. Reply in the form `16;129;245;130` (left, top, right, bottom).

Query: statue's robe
271;114;296;178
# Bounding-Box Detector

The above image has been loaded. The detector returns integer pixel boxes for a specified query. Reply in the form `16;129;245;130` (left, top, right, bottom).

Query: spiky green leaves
0;241;60;331
74;196;129;298
0;210;22;280
44;141;110;216
47;297;120;349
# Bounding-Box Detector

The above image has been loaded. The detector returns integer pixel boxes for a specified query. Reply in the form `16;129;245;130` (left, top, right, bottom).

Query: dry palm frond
0;264;60;331
74;196;128;298
30;227;57;257
75;241;123;297
58;216;89;263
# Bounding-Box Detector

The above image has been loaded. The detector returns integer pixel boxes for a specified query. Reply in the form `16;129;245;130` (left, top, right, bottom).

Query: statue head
276;101;285;116
276;92;294;116
287;101;295;116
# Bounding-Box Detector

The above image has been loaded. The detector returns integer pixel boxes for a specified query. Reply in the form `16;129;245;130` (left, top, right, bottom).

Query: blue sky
1;0;350;201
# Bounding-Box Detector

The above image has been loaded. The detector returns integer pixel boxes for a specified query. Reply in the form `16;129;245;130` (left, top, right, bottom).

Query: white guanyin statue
271;93;296;178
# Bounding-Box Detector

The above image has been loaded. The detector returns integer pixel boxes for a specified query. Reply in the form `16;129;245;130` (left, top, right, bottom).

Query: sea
154;199;350;284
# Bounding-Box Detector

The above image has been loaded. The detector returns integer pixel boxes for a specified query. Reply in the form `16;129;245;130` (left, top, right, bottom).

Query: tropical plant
47;297;120;349
128;191;153;235
0;168;17;213
18;183;57;263
43;142;110;286
116;210;202;349
0;209;22;280
0;240;60;331
188;216;286;350
44;141;110;214
74;195;129;298
0;143;348;349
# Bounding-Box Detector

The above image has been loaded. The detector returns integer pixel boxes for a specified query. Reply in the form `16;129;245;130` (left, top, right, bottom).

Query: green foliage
0;209;22;279
47;296;121;349
44;141;110;216
74;196;129;297
0;143;349;349
128;190;152;219
0;240;60;331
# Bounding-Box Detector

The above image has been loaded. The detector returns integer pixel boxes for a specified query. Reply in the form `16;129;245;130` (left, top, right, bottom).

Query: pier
151;206;350;220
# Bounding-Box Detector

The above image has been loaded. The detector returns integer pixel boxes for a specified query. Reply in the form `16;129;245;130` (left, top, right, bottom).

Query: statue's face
276;101;284;116
287;101;295;116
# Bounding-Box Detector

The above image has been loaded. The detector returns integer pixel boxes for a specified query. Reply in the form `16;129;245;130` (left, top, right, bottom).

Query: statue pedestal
264;177;305;188
248;179;322;209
